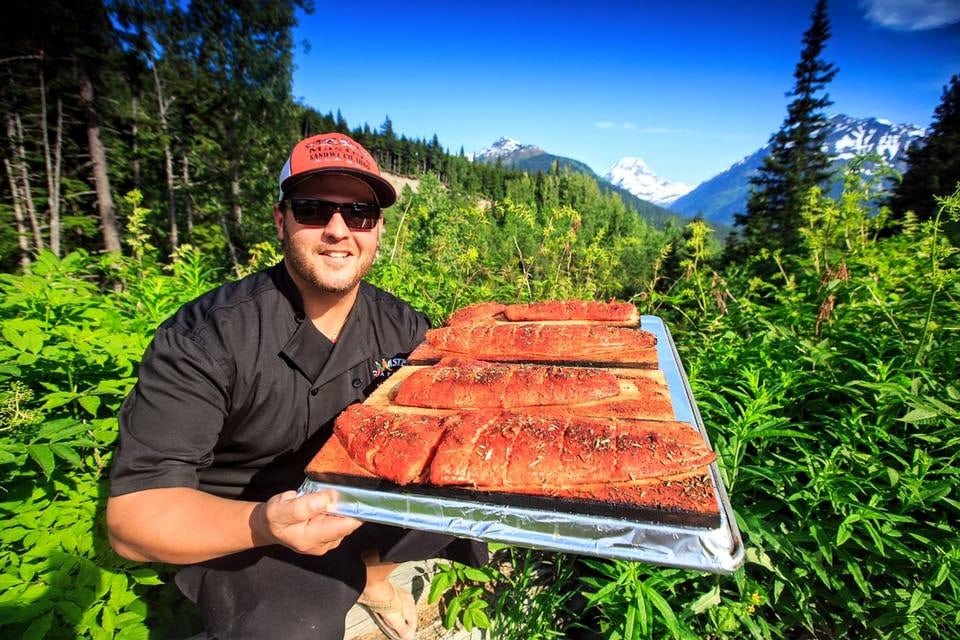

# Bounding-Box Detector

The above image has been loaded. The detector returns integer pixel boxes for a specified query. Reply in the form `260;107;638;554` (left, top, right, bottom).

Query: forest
1;1;958;639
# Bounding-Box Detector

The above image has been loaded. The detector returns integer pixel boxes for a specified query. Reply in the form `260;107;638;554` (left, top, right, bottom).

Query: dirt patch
383;172;421;196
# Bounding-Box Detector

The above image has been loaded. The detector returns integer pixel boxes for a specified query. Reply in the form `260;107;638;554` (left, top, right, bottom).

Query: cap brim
280;169;397;208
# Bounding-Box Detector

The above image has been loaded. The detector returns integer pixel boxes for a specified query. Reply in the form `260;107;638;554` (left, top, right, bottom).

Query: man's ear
273;204;285;239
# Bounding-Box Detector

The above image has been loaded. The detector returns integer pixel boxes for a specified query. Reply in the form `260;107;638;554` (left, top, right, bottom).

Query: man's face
273;173;383;297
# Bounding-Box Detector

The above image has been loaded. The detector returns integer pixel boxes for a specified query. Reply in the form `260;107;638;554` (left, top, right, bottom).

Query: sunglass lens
287;200;381;229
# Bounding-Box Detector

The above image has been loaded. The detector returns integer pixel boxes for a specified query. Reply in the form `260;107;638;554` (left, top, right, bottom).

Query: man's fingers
272;490;337;524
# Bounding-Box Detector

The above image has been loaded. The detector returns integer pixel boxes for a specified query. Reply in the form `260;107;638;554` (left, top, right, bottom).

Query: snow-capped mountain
670;114;927;226
828;115;925;165
604;157;694;206
471;137;546;163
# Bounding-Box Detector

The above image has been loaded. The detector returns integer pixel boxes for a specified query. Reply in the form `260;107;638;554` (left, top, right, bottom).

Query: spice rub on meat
442;300;638;327
332;403;445;485
312;406;714;491
392;358;622;409
428;411;715;490
444;302;507;327
419;323;657;362
503;300;639;324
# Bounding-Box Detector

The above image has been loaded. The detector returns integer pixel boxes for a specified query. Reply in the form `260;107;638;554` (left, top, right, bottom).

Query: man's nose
321;211;351;240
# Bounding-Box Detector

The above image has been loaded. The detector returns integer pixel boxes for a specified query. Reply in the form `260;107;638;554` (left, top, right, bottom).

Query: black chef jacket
109;261;430;502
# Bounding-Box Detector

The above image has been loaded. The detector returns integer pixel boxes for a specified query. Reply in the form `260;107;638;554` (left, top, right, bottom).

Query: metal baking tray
299;316;743;573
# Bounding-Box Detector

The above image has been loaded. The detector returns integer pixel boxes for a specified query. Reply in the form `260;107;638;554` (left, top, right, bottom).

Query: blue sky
291;1;959;186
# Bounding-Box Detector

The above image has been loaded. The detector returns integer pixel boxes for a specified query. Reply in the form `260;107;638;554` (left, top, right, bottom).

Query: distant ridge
472;138;685;228
670;114;927;226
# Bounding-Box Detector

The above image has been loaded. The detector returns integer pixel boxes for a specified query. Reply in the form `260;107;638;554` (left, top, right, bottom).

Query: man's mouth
322;250;351;259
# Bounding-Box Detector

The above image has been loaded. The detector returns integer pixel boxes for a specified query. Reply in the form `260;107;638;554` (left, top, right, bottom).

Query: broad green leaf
933;562;951;588
116;624;150;640
461;566;494;582
900;407;940;422
907;590;928;614
50;444;83;467
427;570;454;604
129;568;164;586
27;444;56;479
443;596;462;630
644;583;681;639
690;585;722;614
22;611;54;640
78;394;101;416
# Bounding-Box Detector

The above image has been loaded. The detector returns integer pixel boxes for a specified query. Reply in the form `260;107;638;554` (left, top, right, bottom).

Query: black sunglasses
283;199;382;230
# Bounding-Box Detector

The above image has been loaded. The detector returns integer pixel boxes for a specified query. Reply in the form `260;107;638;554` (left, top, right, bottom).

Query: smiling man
106;133;486;640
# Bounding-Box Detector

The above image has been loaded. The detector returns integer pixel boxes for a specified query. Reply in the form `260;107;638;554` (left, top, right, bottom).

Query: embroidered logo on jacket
373;357;406;379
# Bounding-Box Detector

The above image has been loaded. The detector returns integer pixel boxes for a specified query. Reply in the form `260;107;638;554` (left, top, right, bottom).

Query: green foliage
0;243;220;639
1;177;957;640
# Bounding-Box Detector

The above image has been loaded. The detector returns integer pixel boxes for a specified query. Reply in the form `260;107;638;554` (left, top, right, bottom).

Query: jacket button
352;379;363;388
310;388;319;396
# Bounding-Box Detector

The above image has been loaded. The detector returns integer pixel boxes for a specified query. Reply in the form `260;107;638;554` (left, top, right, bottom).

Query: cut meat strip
305;432;376;480
429;411;714;490
392;358;621;409
445;302;506;326
333;404;445;484
424;411;507;487
422;324;657;361
503;300;639;324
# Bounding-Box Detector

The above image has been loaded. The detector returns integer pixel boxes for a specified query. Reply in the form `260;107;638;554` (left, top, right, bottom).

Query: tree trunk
182;155;194;235
39;66;63;256
225;108;243;271
4;157;32;270
130;94;140;188
152;63;178;252
7;114;43;252
78;66;121;254
220;212;239;273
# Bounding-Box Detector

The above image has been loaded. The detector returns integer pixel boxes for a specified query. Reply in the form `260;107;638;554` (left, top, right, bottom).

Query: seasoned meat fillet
445;302;506;326
333;404;445;485
428;410;714;490
422;324;657;361
503;300;639;323
392;358;621;409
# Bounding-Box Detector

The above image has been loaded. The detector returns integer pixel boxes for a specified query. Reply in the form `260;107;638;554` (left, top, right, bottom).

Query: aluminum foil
298;316;744;574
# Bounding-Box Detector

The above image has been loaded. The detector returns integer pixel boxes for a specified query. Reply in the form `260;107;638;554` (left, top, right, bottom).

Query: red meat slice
422;324;657;361
304;432;376;480
392;358;621;409
332;404;445;485
429;411;714;490
503;300;639;323
445;302;506;326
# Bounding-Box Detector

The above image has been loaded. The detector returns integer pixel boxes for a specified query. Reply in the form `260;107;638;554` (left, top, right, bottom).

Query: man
107;133;487;640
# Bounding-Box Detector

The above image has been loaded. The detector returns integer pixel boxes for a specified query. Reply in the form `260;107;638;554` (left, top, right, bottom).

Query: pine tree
888;74;960;222
733;0;838;259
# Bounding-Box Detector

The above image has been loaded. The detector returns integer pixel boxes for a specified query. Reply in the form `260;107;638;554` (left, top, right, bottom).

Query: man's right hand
251;489;363;555
106;486;363;565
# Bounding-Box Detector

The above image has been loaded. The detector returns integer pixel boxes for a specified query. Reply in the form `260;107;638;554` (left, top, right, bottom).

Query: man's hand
251;490;363;556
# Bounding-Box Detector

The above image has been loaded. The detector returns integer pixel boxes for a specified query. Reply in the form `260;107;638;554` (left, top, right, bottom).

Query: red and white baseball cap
278;133;396;207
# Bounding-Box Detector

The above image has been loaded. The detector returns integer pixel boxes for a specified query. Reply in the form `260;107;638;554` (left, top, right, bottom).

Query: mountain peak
472;137;544;162
604;157;694;206
671;113;927;225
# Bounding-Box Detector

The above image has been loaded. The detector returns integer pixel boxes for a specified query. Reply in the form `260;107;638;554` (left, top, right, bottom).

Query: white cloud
861;0;960;30
594;121;639;130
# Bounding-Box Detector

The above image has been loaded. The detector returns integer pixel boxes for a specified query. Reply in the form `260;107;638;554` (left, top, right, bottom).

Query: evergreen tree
888;74;960;223
733;0;837;259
